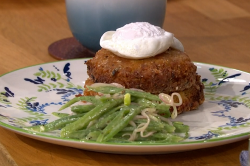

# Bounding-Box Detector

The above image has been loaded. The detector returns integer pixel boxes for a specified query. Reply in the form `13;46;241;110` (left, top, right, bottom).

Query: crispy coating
85;48;197;94
175;74;204;114
84;48;205;114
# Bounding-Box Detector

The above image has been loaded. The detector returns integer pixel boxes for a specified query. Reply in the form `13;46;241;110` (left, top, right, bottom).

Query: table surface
1;0;250;165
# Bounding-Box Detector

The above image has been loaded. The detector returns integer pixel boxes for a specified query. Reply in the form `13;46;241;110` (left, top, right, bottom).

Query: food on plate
84;22;204;114
26;22;203;143
27;85;189;143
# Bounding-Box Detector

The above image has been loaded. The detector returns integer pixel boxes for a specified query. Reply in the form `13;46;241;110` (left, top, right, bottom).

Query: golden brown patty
85;48;197;94
175;74;204;114
84;48;205;114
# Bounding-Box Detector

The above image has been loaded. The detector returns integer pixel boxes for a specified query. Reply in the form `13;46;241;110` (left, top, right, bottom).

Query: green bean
125;89;161;101
136;98;170;117
96;106;122;120
134;118;163;128
121;123;165;133
96;106;131;142
25;113;85;132
43;113;86;132
87;85;124;94
71;104;96;114
85;130;102;141
93;111;119;129
66;129;93;139
87;85;160;101
101;105;146;142
151;133;184;142
110;133;184;143
60;98;123;137
111;131;132;139
134;119;175;133
52;112;70;118
88;106;124;132
67;107;122;139
58;96;102;111
172;121;189;133
120;120;173;133
66;127;100;140
129;133;184;143
121;126;135;132
149;115;175;133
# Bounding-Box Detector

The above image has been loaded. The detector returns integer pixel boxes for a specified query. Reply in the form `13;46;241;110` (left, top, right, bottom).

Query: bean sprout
122;133;132;137
111;83;125;88
90;82;124;88
112;93;123;99
159;92;182;119
129;121;136;127
128;108;156;141
134;115;147;119
158;114;173;125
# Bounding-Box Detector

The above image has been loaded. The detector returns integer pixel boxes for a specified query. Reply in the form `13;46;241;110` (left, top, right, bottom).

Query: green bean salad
26;83;189;143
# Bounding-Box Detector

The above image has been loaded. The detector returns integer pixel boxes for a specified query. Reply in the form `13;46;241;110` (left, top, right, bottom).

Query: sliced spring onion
124;93;131;106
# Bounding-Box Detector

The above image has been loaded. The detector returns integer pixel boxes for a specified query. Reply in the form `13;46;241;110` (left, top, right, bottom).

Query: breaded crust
85;48;197;94
175;74;204;114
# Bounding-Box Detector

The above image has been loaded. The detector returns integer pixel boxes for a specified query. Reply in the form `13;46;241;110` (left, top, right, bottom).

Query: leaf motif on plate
0;87;14;106
24;64;84;92
189;131;219;140
203;67;241;97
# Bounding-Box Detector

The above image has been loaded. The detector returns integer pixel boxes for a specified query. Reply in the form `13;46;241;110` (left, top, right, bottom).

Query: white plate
0;59;250;154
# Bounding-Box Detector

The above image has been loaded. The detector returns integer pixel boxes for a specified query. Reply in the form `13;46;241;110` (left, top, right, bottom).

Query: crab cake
85;48;197;94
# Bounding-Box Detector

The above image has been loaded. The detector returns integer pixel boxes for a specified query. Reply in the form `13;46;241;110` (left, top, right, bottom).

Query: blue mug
66;0;167;52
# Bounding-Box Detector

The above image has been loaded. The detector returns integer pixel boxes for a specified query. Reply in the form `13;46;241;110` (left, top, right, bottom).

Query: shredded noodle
158;92;182;119
127;92;182;141
128;108;156;141
129;121;136;127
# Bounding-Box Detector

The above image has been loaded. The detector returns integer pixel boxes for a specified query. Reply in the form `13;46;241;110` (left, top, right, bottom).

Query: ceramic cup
65;0;167;52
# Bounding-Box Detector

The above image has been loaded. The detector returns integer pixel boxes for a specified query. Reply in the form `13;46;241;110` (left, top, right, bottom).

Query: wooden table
0;0;250;165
